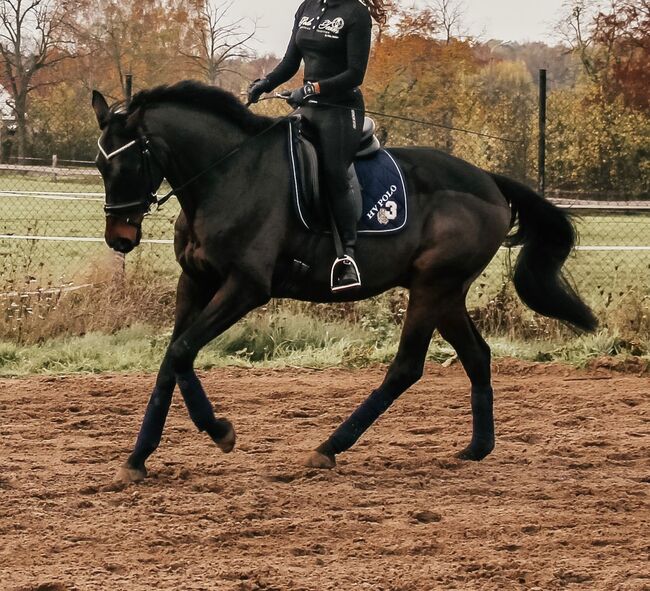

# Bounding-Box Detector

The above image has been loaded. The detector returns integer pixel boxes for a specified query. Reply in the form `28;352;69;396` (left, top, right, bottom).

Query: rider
247;0;386;292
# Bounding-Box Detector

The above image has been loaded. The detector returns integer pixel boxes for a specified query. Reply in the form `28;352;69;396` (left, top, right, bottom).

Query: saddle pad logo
319;18;345;34
377;200;398;225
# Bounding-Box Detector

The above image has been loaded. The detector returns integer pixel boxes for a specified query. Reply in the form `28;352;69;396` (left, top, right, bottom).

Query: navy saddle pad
288;122;408;235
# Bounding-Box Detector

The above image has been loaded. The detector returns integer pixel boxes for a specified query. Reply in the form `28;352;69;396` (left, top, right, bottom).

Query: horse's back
387;146;507;208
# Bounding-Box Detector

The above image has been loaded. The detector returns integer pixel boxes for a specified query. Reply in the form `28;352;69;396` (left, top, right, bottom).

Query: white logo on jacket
299;16;314;28
319;17;345;34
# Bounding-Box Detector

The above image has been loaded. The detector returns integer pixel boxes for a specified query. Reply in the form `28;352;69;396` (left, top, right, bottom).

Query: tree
68;0;191;101
558;0;649;190
426;0;468;44
560;0;649;105
181;0;257;87
592;0;649;109
0;0;71;159
373;0;400;44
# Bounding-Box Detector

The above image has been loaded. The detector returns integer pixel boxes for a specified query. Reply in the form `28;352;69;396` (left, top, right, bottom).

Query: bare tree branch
181;0;257;86
0;0;72;158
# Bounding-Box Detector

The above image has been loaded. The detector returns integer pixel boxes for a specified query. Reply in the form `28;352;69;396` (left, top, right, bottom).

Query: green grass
0;172;103;193
0;316;646;377
575;214;650;247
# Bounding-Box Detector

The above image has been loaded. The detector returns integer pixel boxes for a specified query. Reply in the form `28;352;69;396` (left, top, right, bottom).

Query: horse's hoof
305;450;336;469
456;442;494;461
115;463;147;483
215;421;236;453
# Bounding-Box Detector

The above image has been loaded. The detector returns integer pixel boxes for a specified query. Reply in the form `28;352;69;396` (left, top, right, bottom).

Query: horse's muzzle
107;236;138;253
105;216;143;253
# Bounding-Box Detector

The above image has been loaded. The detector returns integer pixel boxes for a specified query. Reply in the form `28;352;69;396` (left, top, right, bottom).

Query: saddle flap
288;117;322;228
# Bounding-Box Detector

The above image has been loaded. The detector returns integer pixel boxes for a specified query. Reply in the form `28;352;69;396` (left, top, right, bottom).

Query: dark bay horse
92;81;597;483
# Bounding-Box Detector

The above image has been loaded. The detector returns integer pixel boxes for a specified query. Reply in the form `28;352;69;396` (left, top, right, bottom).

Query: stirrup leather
330;255;361;292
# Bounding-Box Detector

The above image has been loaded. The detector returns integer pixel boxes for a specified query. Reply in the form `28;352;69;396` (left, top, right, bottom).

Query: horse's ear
92;90;110;129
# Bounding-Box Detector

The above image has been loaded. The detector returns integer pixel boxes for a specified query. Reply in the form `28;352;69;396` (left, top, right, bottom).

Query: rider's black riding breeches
299;90;365;247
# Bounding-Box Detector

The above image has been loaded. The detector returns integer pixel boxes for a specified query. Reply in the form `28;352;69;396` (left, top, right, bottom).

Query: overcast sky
230;0;570;57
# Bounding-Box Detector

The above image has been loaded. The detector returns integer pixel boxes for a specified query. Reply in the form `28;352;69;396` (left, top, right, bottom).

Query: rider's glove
247;78;272;105
284;82;320;108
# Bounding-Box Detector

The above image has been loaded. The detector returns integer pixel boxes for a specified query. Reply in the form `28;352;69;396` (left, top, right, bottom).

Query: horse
91;80;597;483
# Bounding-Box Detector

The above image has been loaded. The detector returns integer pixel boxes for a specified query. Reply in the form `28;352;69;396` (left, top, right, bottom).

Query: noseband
97;133;163;223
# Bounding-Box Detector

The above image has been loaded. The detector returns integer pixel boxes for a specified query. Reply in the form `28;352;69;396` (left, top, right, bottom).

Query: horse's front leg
166;272;268;455
117;273;215;483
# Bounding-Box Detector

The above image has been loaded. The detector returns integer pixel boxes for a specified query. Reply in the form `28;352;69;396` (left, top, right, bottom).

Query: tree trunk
14;95;28;162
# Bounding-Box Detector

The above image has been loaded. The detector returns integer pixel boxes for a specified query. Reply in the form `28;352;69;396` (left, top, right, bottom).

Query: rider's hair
363;0;388;25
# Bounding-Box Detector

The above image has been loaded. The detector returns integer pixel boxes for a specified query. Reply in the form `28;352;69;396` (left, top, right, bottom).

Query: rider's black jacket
266;0;372;99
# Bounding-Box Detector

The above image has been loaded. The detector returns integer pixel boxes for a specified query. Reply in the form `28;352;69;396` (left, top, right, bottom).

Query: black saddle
289;115;381;232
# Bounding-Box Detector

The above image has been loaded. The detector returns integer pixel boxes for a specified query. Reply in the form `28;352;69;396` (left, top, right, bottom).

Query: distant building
0;84;16;161
0;84;14;123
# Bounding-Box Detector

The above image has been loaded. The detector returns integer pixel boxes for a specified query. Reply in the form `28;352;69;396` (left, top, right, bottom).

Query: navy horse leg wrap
176;370;230;440
471;385;494;441
328;388;396;454
133;385;174;460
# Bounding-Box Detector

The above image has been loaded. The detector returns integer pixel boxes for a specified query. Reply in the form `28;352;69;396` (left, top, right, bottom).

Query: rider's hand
247;78;271;105
284;82;320;108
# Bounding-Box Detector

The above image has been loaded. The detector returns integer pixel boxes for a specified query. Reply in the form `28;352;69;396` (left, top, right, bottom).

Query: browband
97;137;138;160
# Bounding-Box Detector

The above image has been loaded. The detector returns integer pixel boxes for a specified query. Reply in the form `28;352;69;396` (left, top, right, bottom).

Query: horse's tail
490;173;598;332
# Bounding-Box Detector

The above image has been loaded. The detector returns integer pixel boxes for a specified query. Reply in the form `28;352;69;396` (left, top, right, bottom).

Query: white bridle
97;137;138;161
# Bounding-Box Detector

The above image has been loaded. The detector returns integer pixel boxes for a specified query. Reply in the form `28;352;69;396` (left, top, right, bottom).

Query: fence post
51;154;58;182
538;69;547;196
125;74;133;104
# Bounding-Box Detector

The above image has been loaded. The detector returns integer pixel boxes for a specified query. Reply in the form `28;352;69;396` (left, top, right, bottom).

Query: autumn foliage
0;0;647;195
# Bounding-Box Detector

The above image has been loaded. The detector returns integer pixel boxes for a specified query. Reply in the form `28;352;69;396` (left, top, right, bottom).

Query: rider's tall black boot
331;183;361;292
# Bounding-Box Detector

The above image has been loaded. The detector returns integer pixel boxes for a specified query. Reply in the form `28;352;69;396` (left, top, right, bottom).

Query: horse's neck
148;107;249;207
148;107;289;241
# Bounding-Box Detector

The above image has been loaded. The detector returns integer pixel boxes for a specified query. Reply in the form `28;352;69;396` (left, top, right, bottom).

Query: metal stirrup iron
330;255;361;292
327;203;361;292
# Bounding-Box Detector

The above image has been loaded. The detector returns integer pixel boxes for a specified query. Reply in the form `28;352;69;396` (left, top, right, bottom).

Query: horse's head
92;91;164;254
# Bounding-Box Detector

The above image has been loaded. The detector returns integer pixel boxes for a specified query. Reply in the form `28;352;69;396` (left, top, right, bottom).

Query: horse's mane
127;80;275;134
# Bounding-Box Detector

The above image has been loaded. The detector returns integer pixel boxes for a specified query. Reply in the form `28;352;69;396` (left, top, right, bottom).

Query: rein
151;115;291;210
256;95;521;144
98;114;292;216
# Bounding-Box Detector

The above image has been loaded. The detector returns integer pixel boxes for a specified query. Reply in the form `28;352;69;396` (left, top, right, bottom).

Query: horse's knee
156;372;176;393
169;339;195;374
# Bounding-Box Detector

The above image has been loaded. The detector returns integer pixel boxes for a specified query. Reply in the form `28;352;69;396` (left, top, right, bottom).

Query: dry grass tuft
1;252;647;353
1;254;175;344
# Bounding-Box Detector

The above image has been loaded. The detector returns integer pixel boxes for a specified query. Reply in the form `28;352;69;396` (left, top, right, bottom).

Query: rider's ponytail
363;0;388;25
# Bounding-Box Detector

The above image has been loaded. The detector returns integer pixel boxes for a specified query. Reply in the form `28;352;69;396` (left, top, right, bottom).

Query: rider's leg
303;93;365;289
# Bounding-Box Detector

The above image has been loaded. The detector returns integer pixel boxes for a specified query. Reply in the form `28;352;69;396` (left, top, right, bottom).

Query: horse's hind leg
307;284;440;469
437;304;495;461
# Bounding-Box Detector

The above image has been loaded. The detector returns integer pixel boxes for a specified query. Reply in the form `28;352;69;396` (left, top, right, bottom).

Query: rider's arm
317;7;372;95
265;4;305;90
